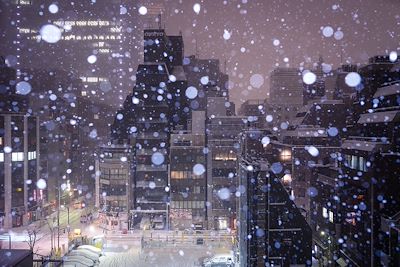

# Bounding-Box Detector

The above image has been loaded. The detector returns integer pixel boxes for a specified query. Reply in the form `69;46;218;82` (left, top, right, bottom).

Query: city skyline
1;0;399;108
0;1;399;266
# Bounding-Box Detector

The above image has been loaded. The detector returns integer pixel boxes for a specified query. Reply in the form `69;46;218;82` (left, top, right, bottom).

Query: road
1;205;100;257
2;208;236;266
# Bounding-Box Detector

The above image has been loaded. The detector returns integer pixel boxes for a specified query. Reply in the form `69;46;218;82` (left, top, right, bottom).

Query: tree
25;226;43;252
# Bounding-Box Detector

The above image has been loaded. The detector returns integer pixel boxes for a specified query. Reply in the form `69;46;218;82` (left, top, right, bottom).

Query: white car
68;249;99;262
203;254;234;267
63;255;94;266
77;245;102;256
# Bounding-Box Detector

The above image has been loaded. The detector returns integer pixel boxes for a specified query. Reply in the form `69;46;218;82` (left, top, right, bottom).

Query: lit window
351;155;358;169
0;137;3;145
12;152;24;161
329;211;334;223
0;153;4;162
81;91;87;96
217;218;228;230
28;151;36;160
280;149;291;161
282;174;292;185
322;207;328;218
359;156;367;172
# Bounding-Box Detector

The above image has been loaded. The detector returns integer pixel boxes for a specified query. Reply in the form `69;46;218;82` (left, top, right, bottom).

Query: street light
56;184;70;255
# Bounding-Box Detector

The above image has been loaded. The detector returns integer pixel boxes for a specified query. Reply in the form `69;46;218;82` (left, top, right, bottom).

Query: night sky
152;0;400;105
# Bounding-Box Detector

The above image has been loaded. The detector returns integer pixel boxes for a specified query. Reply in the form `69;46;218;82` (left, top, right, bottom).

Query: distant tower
316;55;324;77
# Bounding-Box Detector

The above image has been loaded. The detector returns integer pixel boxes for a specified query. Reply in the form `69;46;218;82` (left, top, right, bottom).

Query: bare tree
25;226;43;252
45;217;56;255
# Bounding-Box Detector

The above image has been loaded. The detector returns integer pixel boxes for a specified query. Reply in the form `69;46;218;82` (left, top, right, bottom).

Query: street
1;205;99;257
1;207;236;266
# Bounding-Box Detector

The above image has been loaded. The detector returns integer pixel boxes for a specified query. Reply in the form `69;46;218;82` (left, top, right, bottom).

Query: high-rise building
269;67;303;106
237;130;312;266
1;0;138;107
95;143;132;231
169;129;207;229
311;56;400;266
109;28;188;229
266;67;304;131
0;58;41;229
207;116;248;230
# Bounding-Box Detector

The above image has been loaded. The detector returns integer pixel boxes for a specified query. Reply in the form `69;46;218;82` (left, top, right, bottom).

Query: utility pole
67;206;70;225
57;185;60;252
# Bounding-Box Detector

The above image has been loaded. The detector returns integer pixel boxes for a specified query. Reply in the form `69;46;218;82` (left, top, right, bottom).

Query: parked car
203;253;234;267
77;245;102;256
63;255;94;267
68;249;99;262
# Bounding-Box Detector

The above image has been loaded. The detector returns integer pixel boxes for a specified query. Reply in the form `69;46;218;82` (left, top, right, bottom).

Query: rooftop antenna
195;35;199;58
224;58;227;74
340;41;344;65
158;13;162;29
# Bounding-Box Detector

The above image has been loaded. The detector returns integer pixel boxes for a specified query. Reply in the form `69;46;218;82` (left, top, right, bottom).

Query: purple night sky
151;0;400;104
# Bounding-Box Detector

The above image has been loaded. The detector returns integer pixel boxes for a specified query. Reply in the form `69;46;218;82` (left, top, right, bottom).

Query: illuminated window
351;155;358;169
28;151;36;160
217;218;228;230
18;0;32;5
359;156;367;171
329;211;334;223
81;91;87;96
0;153;4;162
87;77;98;83
282;174;292;185
213;151;237;161
322;207;328;218
280;149;291;161
0;137;2;145
12;152;24;161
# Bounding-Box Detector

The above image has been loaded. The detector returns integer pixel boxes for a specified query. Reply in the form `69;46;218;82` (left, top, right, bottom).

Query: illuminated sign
144;31;165;37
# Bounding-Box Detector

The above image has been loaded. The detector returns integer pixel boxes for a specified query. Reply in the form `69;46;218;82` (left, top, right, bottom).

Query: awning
373;84;399;98
357;110;399;124
341;139;381;152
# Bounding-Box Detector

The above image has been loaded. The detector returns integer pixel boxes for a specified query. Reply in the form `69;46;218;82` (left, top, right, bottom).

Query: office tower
95;143;132;231
169;112;207;229
238;99;265;128
109;28;188;229
207;116;248;230
266;67;304;131
269;67;303;106
311;56;400;266
237;130;312;266
303;56;326;104
1;0;138;107
0;58;41;229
